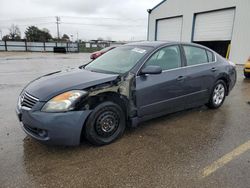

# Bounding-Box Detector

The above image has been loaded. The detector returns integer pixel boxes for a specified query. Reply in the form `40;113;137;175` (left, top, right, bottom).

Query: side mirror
140;65;162;75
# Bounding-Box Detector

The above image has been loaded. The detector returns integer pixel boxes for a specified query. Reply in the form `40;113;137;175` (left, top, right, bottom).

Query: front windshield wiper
85;68;119;75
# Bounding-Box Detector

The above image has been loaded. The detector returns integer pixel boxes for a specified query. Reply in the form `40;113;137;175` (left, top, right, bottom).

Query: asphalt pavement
0;52;249;188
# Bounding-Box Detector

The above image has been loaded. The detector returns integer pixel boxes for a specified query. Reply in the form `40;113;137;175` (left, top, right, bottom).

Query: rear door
135;45;189;118
181;45;217;107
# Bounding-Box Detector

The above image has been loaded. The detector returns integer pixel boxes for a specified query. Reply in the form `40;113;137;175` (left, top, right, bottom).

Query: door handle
177;76;185;81
211;67;217;72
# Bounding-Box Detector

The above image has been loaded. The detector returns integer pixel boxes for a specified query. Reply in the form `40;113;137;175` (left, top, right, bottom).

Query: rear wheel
207;80;227;109
84;101;126;146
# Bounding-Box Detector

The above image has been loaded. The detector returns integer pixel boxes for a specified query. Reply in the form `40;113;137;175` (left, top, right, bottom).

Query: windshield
85;46;151;74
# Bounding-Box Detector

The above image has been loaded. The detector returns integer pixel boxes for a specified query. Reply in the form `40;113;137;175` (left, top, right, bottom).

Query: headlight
42;90;88;112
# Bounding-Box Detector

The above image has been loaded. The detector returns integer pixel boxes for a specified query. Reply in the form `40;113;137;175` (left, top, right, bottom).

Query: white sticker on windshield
132;48;146;54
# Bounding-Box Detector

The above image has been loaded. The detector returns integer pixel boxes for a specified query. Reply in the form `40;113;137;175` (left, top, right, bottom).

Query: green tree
25;26;52;42
2;35;11;41
61;34;70;42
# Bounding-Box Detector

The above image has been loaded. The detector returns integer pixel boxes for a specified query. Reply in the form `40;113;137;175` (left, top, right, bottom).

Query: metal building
147;0;250;64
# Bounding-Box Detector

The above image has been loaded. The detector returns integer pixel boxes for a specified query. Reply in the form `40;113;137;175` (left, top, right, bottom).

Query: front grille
20;92;39;109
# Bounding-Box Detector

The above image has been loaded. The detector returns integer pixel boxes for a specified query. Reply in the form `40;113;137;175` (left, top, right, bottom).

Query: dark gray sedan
16;42;237;146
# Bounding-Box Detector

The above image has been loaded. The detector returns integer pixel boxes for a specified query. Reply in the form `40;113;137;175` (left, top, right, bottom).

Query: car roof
124;41;175;48
124;41;213;51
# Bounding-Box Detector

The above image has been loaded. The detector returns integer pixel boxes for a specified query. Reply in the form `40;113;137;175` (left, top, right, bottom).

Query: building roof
150;0;167;12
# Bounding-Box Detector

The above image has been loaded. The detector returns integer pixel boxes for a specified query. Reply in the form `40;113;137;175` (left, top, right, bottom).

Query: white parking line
202;140;250;177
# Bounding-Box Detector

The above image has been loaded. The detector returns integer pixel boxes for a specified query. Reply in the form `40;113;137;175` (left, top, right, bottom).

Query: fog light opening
38;130;48;137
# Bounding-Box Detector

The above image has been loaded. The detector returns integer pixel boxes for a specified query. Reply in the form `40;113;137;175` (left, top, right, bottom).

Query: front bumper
244;67;250;73
16;105;92;146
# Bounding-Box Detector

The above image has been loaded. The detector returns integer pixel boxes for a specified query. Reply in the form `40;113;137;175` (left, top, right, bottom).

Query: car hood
24;68;118;101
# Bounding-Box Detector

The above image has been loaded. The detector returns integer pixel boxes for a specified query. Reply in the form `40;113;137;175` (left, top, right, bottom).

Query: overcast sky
0;0;161;41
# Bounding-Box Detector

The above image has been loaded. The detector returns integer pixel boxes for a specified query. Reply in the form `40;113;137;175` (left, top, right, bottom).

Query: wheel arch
88;92;129;117
216;75;230;95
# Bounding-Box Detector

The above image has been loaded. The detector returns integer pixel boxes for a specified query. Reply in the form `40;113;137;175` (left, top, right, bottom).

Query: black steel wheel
84;101;126;146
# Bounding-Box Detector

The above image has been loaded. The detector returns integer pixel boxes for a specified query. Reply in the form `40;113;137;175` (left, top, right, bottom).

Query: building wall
148;0;250;64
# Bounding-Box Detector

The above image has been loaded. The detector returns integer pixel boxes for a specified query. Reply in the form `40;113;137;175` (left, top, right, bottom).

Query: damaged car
16;42;237;146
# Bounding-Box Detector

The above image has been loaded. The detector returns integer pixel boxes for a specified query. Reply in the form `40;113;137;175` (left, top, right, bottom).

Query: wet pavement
0;52;249;188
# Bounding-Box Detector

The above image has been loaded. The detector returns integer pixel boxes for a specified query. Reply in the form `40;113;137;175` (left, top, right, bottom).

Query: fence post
77;42;80;53
44;42;46;52
66;42;68;52
25;40;27;51
4;40;7;51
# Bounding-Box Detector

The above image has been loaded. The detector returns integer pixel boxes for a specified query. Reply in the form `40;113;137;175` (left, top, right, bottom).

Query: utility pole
56;16;61;41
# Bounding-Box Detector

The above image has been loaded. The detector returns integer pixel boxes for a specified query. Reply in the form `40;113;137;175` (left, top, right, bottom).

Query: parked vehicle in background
16;41;237;146
244;57;250;78
90;46;117;60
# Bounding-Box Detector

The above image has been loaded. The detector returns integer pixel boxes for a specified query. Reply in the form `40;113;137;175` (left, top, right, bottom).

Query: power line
61;22;145;27
0;22;55;29
61;16;145;22
0;16;55;22
0;16;146;23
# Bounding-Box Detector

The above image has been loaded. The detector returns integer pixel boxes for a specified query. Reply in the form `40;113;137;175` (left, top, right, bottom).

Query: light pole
56;16;61;41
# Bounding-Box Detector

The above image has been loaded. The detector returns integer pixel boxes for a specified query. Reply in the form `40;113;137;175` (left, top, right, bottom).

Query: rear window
183;46;208;66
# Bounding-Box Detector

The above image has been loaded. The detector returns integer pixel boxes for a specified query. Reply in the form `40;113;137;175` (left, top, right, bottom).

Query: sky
0;0;162;41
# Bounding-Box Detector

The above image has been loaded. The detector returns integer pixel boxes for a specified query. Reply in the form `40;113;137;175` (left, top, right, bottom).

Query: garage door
156;17;183;41
193;9;235;41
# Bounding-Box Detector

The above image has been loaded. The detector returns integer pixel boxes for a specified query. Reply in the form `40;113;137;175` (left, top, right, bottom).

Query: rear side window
183;46;208;66
206;50;214;62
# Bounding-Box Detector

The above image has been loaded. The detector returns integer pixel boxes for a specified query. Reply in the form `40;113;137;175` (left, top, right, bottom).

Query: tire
207;80;227;109
244;71;250;78
84;101;126;146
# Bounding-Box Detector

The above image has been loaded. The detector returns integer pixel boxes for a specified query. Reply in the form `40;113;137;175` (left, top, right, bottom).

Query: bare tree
9;24;21;40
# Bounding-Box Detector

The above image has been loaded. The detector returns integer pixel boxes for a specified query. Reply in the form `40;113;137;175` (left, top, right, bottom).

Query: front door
135;45;188;118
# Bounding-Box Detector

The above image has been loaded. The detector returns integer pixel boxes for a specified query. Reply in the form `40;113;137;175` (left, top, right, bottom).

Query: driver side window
145;45;181;71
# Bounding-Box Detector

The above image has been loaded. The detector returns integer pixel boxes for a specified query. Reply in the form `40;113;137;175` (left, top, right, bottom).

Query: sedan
16;42;237;146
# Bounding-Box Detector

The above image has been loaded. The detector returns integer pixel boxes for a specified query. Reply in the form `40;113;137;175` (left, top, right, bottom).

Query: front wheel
207;80;227;109
84;101;126;146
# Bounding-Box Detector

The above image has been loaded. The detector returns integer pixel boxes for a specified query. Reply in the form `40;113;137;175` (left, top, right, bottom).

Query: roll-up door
193;9;235;41
156;17;183;41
